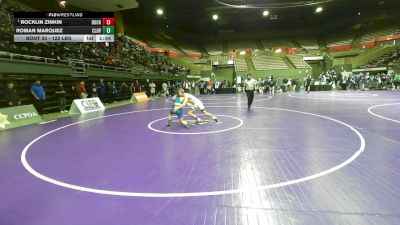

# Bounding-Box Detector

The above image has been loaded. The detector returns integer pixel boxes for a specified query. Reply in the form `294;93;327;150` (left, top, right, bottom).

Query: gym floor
1;91;400;225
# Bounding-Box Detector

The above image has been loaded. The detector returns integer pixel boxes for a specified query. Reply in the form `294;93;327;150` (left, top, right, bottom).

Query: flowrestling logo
0;113;10;129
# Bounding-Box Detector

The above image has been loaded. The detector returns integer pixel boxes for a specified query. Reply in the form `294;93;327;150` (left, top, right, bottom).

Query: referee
243;74;257;110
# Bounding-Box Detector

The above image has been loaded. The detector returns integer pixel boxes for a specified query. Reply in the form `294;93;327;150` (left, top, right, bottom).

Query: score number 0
102;18;115;26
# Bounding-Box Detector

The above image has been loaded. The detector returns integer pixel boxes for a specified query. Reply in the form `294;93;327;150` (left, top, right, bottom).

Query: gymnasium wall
0;59;71;75
235;68;311;80
0;59;183;81
169;57;205;75
215;67;234;82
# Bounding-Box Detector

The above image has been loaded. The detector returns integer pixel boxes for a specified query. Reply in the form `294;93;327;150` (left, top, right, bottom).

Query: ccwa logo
0;113;11;129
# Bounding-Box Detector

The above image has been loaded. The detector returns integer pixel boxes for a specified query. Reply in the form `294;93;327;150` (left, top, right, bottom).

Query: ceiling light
358;12;361;15
156;9;163;15
263;10;269;16
212;14;219;20
239;50;246;55
59;1;66;8
315;7;323;13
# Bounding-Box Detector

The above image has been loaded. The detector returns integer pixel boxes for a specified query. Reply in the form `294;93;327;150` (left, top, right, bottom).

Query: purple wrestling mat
1;91;400;225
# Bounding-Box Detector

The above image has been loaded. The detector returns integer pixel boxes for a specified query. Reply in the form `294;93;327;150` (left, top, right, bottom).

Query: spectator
394;73;400;90
149;80;156;97
161;82;168;97
111;81;118;101
3;81;22;107
75;80;88;99
30;80;45;115
106;81;113;103
90;82;98;97
98;79;106;102
144;79;150;96
120;81;129;100
134;80;141;93
268;76;276;95
305;75;312;94
129;82;135;94
55;82;67;113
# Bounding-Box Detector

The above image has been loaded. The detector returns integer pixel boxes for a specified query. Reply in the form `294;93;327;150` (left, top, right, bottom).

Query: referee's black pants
245;90;254;110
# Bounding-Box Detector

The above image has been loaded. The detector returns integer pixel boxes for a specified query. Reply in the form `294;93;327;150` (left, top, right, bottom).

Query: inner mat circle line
21;106;365;198
367;102;400;124
147;114;243;135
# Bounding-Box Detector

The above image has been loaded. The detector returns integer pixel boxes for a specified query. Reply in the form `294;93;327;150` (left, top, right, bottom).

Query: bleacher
209;55;229;63
7;0;36;12
260;39;294;49
228;40;257;51
389;59;400;69
330;48;367;58
287;55;310;69
192;58;208;64
176;42;202;54
327;35;354;47
204;42;223;55
234;58;248;72
361;26;400;42
361;48;400;68
251;55;289;70
297;38;319;50
147;40;181;52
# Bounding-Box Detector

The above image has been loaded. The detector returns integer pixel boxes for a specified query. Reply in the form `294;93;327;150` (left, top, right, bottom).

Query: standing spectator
111;81;118;101
305;75;312;94
3;81;22;107
106;81;113;103
55;82;67;113
394;73;400;90
291;79;297;93
90;83;98;98
71;85;78;99
98;79;106;103
134;80;141;93
130;82;135;94
295;79;301;92
203;81;208;94
75;80;88;99
161;82;168;97
120;81;129;100
257;78;263;94
144;79;150;96
30;80;45;115
243;74;257;111
191;81;196;94
184;81;190;93
268;76;276;95
209;79;215;95
169;82;176;96
149;80;156;98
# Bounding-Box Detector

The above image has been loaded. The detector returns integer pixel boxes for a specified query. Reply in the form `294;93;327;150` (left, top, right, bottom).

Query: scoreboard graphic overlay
14;12;115;42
